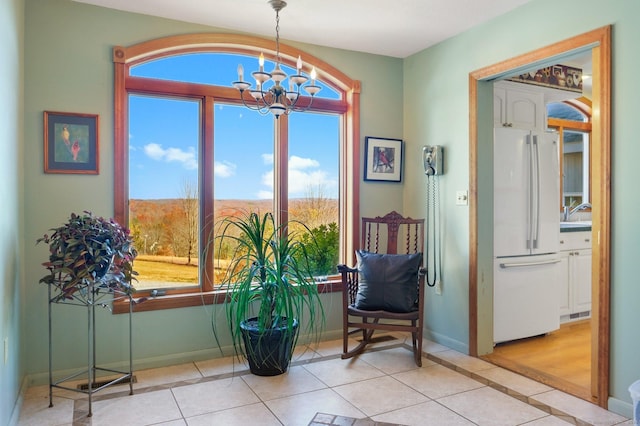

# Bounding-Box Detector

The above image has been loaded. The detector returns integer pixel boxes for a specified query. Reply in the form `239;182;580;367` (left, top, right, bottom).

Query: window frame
547;98;592;211
112;34;361;313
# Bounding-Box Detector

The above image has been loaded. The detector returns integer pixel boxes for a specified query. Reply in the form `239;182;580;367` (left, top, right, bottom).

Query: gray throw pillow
354;250;423;313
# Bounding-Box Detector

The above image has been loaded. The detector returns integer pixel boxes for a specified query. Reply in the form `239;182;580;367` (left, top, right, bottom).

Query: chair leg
343;327;349;357
342;328;369;360
412;331;422;367
342;318;376;360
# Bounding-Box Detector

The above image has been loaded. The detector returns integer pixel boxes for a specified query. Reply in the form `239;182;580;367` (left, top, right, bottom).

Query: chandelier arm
238;92;271;115
289;95;315;113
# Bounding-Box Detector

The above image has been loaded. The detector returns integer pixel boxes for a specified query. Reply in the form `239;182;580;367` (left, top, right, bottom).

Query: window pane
563;130;589;208
288;113;340;277
131;53;340;100
547;102;586;121
212;104;274;285
128;95;200;291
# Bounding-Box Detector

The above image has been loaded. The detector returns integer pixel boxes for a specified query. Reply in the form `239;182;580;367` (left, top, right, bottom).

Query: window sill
112;277;344;314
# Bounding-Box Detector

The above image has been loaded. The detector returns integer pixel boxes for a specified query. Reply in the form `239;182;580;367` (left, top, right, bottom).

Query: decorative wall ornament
364;137;403;182
44;111;99;174
508;65;583;93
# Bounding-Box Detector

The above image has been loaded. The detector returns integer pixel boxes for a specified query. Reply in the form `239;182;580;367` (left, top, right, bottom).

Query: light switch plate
456;190;468;205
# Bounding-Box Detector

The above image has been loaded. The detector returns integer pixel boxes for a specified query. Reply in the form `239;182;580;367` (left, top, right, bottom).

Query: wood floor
481;319;592;401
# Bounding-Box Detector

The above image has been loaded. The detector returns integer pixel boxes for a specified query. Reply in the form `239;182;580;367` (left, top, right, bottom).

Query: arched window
112;34;360;311
547;99;592;209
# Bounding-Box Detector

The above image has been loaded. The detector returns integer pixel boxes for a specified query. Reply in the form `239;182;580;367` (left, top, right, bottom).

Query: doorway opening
468;26;611;407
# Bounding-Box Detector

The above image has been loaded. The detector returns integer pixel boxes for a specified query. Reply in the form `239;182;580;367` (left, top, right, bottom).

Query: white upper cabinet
494;81;545;131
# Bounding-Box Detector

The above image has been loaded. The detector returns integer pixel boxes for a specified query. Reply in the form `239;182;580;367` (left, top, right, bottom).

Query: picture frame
44;111;99;174
364;136;403;182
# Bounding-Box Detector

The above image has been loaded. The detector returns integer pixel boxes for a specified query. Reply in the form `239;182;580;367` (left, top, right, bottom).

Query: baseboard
8;375;29;426
607;396;633;420
27;330;345;387
27;347;224;387
424;328;469;354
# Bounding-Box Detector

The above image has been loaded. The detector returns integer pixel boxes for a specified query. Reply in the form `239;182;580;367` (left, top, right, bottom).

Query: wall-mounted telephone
422;145;444;292
423;145;444;176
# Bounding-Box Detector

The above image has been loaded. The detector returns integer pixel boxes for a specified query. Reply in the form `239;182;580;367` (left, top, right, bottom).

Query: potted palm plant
211;211;325;376
37;211;138;300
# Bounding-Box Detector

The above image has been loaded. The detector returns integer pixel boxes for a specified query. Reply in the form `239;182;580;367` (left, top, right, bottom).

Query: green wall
403;0;640;416
1;0;24;424
16;0;640;420
22;0;402;386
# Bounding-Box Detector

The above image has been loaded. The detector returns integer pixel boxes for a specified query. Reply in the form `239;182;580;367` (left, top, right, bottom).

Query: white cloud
261;154;318;170
259;155;337;198
144;143;165;160
143;143;197;170
256;190;273;199
289;155;319;170
261;170;273;187
214;161;237;178
262;153;273;165
289;169;336;196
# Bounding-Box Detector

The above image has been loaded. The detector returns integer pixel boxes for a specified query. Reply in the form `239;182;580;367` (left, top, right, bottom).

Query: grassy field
133;255;228;290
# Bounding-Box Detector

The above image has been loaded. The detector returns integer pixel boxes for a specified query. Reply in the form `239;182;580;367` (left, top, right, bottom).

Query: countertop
560;222;592;233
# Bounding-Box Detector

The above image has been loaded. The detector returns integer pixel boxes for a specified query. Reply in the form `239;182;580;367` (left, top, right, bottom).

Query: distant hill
129;198;337;219
129;197;338;259
130;198;275;220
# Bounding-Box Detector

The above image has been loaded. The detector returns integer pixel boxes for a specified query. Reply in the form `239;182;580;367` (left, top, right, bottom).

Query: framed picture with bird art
364;136;403;182
44;111;99;174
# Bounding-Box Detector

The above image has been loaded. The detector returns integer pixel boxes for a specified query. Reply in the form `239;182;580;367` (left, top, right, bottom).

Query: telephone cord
425;175;440;287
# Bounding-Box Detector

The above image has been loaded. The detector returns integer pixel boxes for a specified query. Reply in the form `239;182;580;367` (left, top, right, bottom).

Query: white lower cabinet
558;252;570;316
558;231;592;322
572;248;592;314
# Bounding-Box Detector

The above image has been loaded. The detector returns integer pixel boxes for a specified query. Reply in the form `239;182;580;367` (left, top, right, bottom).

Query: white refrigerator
493;127;561;344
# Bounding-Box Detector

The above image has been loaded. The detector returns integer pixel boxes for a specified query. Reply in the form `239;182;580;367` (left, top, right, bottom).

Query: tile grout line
422;349;588;426
57;342;589;425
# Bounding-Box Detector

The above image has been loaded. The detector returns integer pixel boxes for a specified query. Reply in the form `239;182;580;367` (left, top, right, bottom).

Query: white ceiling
73;0;533;58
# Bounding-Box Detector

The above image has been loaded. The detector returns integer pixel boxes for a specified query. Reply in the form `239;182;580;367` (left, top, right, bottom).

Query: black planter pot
239;317;299;376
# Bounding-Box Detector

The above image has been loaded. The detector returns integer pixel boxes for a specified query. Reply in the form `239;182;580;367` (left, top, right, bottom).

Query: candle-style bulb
259;53;265;72
237;64;244;81
310;66;317;84
296;55;302;73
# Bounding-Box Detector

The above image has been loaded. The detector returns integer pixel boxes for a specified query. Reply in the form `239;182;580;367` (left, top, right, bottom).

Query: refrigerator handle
500;259;561;268
526;134;533;250
532;135;540;249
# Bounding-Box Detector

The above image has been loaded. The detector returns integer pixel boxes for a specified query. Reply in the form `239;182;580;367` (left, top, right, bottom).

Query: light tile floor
18;335;632;426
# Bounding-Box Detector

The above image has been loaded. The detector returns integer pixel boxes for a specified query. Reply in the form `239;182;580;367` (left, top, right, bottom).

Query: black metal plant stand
48;280;134;417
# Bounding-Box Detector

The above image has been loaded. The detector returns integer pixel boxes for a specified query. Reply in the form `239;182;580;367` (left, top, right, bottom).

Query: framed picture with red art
44;111;99;174
364;136;403;182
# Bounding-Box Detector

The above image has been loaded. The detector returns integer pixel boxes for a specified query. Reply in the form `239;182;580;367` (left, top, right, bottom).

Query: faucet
566;202;591;220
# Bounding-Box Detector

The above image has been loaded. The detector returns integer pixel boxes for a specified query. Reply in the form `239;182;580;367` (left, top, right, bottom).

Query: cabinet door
558;252;570;316
572;249;592;313
506;89;543;131
494;87;507;128
494;82;544;131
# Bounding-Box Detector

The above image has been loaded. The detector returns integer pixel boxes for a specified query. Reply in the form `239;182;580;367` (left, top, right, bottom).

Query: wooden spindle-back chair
338;211;426;366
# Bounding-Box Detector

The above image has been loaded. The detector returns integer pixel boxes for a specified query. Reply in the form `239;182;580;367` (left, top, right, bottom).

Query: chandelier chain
275;10;281;65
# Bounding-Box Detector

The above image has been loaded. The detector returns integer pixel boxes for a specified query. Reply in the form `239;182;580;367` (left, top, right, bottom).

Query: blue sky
127;53;339;200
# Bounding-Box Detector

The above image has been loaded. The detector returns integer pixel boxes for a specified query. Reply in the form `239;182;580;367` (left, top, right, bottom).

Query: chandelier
232;0;321;118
